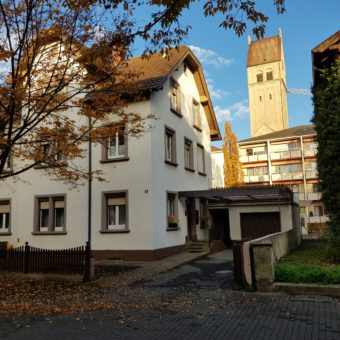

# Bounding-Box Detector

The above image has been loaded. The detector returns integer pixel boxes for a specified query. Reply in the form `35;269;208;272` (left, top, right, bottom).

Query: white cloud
214;106;232;122
214;100;249;124
189;45;233;68
206;78;231;100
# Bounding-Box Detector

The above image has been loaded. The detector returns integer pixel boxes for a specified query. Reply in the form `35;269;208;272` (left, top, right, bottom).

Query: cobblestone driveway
1;252;340;340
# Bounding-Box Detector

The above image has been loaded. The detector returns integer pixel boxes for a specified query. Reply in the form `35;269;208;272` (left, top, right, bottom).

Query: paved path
1;250;340;340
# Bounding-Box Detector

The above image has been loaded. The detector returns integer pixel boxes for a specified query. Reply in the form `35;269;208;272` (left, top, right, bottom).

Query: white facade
0;50;220;260
211;147;224;188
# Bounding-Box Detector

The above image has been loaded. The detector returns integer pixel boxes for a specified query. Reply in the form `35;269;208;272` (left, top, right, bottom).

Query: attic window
170;78;181;116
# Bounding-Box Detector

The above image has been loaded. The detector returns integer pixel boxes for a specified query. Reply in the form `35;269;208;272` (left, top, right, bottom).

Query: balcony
304;149;317;157
271;172;303;181
308;215;329;224
307;192;321;201
271;149;302;160
244;174;269;183
306;170;318;179
240;153;268;163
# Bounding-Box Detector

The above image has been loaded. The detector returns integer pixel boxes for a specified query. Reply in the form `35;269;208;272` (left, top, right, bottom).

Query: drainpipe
88;116;92;245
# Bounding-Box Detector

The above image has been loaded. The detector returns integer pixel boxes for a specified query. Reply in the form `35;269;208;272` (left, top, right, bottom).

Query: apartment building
238;125;327;234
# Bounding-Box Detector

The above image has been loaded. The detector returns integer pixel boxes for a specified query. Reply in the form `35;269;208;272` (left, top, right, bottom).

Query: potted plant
168;215;179;228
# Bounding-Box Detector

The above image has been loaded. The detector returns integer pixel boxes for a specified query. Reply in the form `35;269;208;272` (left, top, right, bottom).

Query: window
184;138;194;171
170;78;181;115
102;192;127;231
34;195;66;233
269;94;272;100
197;144;206;175
164;126;177;165
193;100;201;130
314;205;324;217
102;124;127;161
313;183;320;192
256;71;263;82
266;69;273;81
167;192;178;229
246;148;253;156
259;96;262;102
37;140;65;167
0;200;10;234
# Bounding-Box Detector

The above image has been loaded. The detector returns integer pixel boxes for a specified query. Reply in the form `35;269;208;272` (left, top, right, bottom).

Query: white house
0;46;221;261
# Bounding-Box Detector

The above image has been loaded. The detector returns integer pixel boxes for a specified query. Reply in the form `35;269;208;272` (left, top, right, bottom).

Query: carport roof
178;185;293;204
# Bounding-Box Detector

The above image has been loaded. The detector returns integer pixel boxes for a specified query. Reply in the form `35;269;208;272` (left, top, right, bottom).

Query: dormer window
256;71;263;83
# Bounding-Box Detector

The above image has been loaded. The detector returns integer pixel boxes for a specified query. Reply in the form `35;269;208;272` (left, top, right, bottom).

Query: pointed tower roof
247;35;282;67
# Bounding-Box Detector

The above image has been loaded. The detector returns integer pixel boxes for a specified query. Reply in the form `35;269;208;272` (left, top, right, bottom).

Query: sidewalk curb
273;282;340;296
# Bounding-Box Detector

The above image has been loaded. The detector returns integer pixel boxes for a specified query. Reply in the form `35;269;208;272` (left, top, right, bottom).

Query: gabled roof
312;30;340;54
247;35;282;67
239;124;315;143
126;46;221;141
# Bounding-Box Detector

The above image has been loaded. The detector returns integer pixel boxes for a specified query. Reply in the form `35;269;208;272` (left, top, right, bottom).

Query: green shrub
275;263;340;284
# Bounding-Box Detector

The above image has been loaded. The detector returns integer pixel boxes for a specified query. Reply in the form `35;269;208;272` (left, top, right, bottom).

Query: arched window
266;69;273;81
256;71;263;82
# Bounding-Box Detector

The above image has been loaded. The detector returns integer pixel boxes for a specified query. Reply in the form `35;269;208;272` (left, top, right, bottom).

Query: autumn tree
0;0;285;183
223;122;243;187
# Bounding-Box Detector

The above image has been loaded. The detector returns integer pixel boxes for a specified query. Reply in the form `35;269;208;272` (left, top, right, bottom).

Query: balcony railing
271;172;303;181
271;149;302;160
304;149;317;157
305;170;318;179
307;192;321;201
244;174;269;183
240;153;268;163
308;215;329;224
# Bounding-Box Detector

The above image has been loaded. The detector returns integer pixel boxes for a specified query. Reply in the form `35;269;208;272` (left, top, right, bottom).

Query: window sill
193;125;202;132
198;171;207;177
170;108;183;118
100;229;130;234
100;157;129;164
166;227;180;231
185;167;195;173
165;160;178;167
0;232;12;236
32;232;67;235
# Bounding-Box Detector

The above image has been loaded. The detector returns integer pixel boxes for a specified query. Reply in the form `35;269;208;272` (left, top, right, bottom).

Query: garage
240;212;281;239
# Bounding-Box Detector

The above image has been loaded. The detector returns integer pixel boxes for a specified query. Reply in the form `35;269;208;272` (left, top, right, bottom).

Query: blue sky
173;0;340;144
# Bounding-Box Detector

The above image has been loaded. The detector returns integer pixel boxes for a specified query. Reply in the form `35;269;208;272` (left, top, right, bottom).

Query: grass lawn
275;241;340;284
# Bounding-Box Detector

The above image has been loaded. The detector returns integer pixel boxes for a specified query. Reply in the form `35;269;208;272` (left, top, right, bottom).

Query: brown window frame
164;125;178;166
0;199;11;235
33;194;66;235
170;78;182;117
101;190;129;233
192;99;201;131
197;143;206;176
101;123;129;163
34;138;67;169
184;137;194;172
166;191;179;231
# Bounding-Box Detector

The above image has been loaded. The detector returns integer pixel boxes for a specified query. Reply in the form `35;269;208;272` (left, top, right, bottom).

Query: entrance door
240;212;281;239
186;198;197;241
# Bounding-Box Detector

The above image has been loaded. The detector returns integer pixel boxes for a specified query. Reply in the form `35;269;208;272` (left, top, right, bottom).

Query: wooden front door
186;198;197;241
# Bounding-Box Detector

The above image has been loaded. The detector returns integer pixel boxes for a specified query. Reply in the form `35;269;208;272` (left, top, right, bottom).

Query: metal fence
0;242;91;281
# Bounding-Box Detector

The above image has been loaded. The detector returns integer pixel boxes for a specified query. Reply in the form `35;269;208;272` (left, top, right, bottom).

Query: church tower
247;29;288;137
